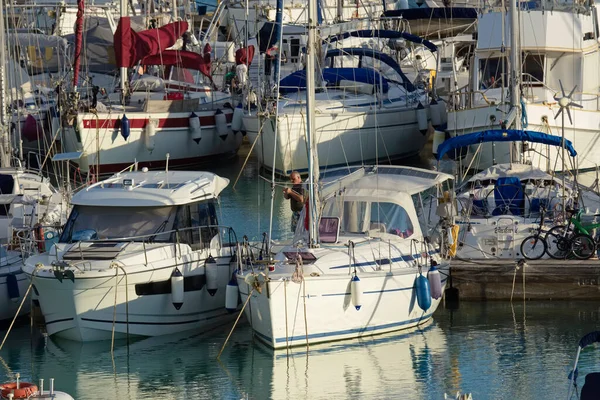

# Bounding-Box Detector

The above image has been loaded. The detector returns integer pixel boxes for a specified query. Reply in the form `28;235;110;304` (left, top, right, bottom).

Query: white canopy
467;163;563;185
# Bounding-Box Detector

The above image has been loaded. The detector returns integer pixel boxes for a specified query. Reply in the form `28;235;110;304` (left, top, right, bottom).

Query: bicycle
545;208;600;260
520;206;549;260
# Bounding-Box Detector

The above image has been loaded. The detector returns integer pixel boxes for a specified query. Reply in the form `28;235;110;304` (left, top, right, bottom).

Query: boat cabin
60;169;229;250
296;166;453;244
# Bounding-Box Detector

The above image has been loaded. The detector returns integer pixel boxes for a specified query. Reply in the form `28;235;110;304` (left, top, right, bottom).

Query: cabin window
173;200;219;248
59;205;176;243
479;57;507;89
135;274;206;296
370;202;414;238
522;53;544;85
0;175;14;216
321;199;413;237
290;39;301;60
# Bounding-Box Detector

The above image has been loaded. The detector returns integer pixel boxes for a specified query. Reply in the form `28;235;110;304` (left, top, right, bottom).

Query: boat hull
27;257;235;342
244;107;428;176
447;104;600;172
238;268;447;349
62;109;242;175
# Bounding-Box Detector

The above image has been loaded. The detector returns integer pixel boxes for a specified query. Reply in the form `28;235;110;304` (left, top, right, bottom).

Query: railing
448;85;497;110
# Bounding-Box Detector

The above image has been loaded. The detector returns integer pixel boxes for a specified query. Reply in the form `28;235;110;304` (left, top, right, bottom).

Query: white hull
238;267;447;349
244;108;428;175
62;109;242;174
27;252;235;341
447;104;600;172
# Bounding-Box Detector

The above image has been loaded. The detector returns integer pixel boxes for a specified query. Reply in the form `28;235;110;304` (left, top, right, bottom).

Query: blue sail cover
279;68;389;94
435;130;578;160
325;47;415;92
326;29;437;52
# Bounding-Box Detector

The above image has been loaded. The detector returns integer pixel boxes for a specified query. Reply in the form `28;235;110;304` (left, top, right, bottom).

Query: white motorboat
22;169;239;341
237;165;453;349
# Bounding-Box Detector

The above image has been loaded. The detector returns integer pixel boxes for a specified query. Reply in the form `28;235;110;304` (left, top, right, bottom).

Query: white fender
225;275;239;313
351;274;362;311
171;267;184;310
231;103;244;133
430;99;442;127
189;112;202;144
205;255;218;296
215;109;228;140
144;119;157;152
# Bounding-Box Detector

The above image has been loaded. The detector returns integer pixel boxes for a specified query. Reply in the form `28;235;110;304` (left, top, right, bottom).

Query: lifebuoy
34;224;44;252
0;382;38;399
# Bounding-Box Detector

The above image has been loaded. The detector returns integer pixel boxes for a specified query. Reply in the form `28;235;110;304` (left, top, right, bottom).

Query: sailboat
0;3;69;322
58;6;242;176
243;29;442;176
235;0;453;349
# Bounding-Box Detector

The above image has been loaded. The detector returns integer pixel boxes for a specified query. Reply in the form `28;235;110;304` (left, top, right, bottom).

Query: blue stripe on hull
254;312;435;345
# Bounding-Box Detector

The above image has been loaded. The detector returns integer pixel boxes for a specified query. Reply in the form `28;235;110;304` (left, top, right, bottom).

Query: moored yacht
0;167;68;321
244;39;440;175
435;130;600;261
22;169;238;341
237;166;453;349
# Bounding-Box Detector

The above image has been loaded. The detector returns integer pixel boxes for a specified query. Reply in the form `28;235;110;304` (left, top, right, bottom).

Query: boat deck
449;259;600;301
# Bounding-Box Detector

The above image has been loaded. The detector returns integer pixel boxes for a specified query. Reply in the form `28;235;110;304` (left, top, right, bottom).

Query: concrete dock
449;259;600;300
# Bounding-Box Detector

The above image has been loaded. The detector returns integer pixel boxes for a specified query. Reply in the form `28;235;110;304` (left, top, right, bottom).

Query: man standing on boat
283;171;305;232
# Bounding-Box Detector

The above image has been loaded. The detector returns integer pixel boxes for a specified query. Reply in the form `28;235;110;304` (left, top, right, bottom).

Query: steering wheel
485;184;530;216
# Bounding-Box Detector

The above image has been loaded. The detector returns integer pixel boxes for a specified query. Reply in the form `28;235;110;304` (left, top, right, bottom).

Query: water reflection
0;301;600;399
221;320;449;400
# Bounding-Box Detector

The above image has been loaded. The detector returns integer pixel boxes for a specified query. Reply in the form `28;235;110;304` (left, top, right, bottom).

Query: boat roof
321;166;453;199
73;170;229;207
467;163;563;184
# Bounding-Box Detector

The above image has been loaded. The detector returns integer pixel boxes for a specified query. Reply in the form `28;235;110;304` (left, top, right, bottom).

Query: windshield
60;205;176;243
322;199;414;238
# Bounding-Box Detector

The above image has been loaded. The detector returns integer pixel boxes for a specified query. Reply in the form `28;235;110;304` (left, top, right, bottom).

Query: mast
120;0;129;101
272;0;284;91
73;0;85;91
510;0;521;130
0;0;10;168
306;0;319;246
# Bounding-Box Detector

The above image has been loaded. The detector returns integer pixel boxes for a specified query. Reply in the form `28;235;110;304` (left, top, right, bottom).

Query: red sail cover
235;45;255;66
141;50;211;77
115;17;189;68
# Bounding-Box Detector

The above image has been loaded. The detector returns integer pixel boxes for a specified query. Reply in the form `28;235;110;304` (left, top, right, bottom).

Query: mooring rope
217;286;255;360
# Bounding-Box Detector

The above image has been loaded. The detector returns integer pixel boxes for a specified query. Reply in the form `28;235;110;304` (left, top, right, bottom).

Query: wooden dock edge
449;259;600;300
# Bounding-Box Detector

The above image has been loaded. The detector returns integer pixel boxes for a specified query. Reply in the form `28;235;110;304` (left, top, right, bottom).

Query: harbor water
0;147;598;399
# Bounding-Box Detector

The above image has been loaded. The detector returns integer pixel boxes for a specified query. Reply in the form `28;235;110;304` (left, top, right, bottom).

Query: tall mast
510;0;521;130
272;0;284;91
73;0;85;91
0;0;10;168
120;0;129;101
306;0;319;246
